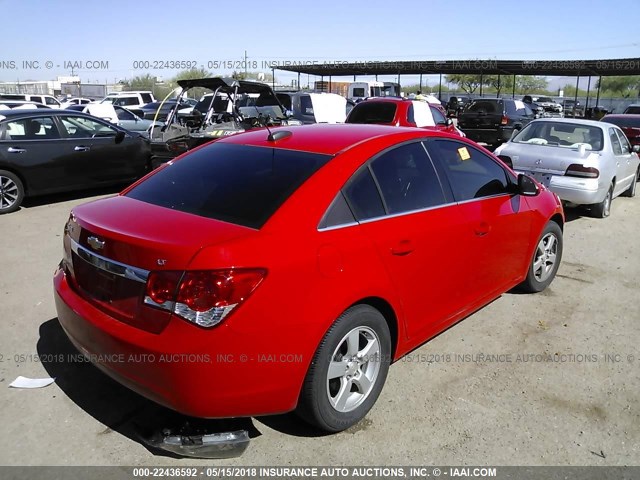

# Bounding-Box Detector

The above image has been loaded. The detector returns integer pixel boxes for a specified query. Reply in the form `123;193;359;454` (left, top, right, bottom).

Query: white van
0;93;61;108
348;81;384;102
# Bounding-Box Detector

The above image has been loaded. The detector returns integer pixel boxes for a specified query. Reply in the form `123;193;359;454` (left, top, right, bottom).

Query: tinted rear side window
347;102;397;124
126;143;331;228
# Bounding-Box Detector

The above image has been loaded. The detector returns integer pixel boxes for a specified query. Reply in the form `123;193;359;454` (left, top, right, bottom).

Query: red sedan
54;124;564;432
346;97;465;136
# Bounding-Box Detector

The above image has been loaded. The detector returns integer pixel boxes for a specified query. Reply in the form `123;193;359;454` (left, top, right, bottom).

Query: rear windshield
126;143;332;228
623;106;640;114
512;121;604;151
466;100;501;114
602;116;640;128
346;102;397;124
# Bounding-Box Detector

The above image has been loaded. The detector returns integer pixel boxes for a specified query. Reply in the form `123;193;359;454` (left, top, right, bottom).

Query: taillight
500;115;509;125
565;164;600;178
145;269;266;328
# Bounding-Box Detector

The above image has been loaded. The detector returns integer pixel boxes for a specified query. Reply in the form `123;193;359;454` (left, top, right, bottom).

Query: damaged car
149;77;302;168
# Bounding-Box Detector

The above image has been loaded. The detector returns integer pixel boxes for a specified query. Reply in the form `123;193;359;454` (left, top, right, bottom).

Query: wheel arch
346;296;400;359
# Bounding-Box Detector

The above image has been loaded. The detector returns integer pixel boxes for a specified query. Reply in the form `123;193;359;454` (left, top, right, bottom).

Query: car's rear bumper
515;171;606;205
53;266;304;418
461;127;513;145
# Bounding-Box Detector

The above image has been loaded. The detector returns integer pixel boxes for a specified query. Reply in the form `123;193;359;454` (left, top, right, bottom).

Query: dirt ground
0;186;638;466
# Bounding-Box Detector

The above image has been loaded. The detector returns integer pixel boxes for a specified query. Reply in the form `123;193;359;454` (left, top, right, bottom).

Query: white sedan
494;118;640;218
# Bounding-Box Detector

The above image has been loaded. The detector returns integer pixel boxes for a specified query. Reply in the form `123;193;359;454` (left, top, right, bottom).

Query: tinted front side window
126;143;331;228
370;142;445;214
426;140;510;201
347;102;396;124
3;116;60;140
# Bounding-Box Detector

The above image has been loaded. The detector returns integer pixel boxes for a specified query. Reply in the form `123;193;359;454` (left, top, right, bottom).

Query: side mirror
445;118;453;126
517;173;539;196
115;130;126;144
285;109;294;117
632;145;640;153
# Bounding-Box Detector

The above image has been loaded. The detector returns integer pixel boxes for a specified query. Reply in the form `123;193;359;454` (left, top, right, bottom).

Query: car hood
308;93;347;123
495;142;601;175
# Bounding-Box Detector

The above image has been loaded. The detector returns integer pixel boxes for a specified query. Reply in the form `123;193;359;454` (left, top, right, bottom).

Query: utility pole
244;50;248;77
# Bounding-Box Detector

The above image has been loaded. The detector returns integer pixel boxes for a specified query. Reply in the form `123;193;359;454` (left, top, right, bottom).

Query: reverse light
565;164;600;178
145;269;266;328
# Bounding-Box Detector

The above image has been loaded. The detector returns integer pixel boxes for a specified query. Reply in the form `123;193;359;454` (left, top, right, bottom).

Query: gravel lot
0;186;638;466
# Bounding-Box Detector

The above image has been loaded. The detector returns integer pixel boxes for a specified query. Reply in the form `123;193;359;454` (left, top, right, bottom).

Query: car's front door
56;115;144;185
424;139;535;299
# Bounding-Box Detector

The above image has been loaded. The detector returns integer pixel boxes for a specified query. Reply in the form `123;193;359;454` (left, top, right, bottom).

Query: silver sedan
494;118;640;218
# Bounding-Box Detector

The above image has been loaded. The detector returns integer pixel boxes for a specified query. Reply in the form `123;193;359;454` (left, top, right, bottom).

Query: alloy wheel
532;232;558;282
0;175;19;211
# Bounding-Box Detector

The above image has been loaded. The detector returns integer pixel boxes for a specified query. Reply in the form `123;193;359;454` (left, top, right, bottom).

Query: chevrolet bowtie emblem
87;236;105;250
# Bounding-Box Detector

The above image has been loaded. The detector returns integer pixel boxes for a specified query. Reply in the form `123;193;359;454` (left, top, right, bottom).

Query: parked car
100;91;156;111
0;109;151;213
623;104;640;114
60;97;94;108
66;104;161;136
457;98;535;147
0;93;61;109
522;96;545;117
494;118;640;217
149;77;301;167
562;99;584;118
525;95;563;115
601;114;640;152
345;97;464;136
275;91;347;124
446;96;470;117
54;123;564;435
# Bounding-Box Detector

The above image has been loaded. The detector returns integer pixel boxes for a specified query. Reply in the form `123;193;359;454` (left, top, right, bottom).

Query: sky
1;0;639;91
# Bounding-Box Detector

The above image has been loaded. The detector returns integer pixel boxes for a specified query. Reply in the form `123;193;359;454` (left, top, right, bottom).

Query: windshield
126;143;331;228
512;121;604;151
536;97;553;103
602;116;640;129
467;100;501;113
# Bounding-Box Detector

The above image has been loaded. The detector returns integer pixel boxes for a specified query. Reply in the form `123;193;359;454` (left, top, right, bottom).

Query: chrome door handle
7;147;26;153
74;146;90;152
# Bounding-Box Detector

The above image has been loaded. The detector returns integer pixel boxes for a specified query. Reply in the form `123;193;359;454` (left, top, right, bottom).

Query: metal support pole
419;74;423;92
497;74;501;97
272;68;275;89
297;72;300;91
596;76;602;107
479;73;483;97
438;73;442;100
329;75;332;94
585;76;591;116
574;75;579;104
512;74;516;98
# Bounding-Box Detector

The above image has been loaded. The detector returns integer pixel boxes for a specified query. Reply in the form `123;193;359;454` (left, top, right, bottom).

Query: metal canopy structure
273;58;640;77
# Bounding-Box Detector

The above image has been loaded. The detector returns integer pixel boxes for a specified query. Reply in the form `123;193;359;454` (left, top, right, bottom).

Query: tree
122;74;156;91
596;76;640;98
231;70;274;82
174;68;212;82
483;75;514;96
516;75;548;93
445;74;483;94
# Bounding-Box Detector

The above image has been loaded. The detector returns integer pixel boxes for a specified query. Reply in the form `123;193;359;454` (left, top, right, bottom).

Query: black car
446;96;470;117
562;99;584;118
457;98;535;147
0;109;151;213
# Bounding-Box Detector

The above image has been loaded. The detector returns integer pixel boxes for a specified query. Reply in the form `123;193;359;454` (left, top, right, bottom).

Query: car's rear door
342;141;476;341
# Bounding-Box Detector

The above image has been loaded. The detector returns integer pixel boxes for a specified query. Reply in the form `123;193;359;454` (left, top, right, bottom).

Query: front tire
520;221;563;293
591;184;613;218
296;305;391;432
0;170;24;214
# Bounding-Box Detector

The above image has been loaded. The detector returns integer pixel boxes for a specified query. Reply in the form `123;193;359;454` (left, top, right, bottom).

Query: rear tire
296;305;391;432
591;184;613;218
520;221;563;293
0;170;24;214
622;169;638;198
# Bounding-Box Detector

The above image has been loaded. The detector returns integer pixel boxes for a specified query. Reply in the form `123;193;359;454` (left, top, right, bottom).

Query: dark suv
457;98;535;147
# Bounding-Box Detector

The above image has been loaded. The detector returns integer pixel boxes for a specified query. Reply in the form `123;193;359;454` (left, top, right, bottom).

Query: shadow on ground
37;318;327;456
